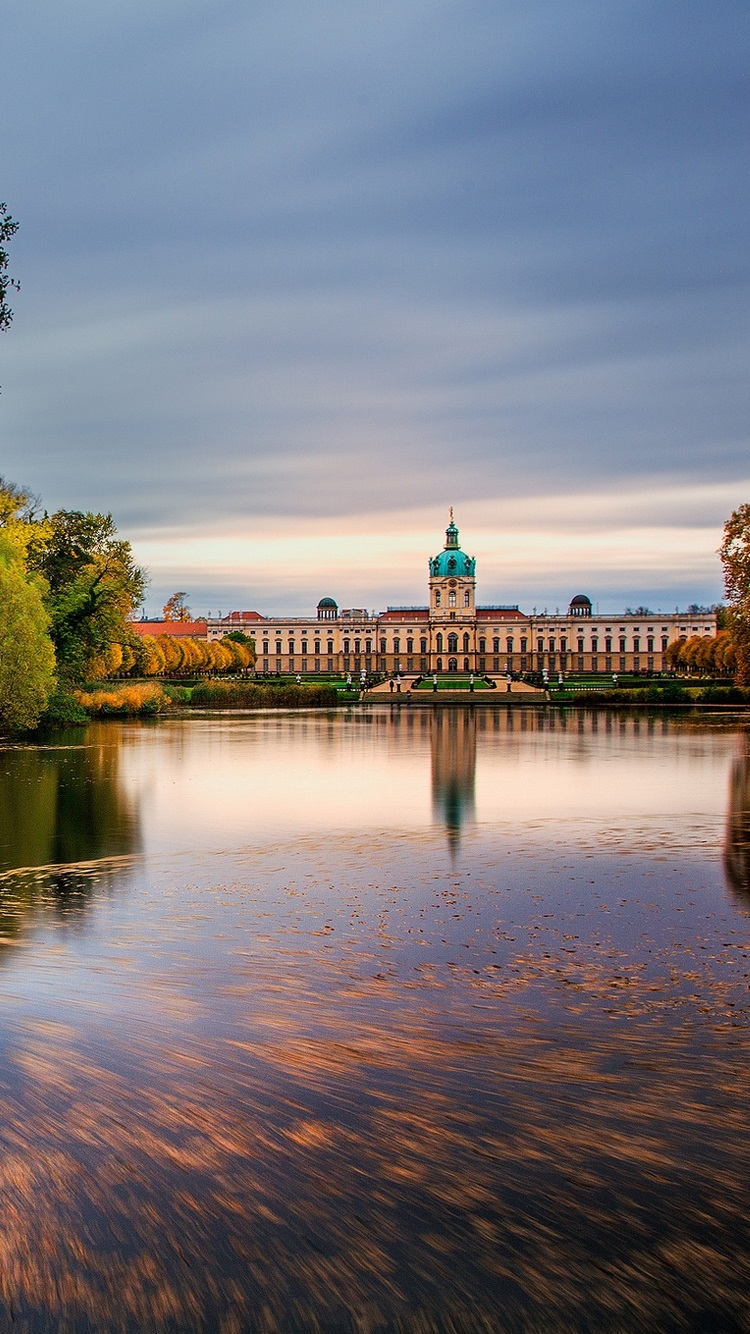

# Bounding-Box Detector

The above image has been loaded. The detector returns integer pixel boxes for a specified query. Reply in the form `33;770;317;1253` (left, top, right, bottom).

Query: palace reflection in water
430;708;476;856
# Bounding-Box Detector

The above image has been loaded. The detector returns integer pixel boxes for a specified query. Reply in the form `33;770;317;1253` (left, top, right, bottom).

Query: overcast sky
1;0;748;614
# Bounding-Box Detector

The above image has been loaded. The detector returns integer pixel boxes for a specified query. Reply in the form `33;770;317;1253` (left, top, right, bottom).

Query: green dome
429;516;476;578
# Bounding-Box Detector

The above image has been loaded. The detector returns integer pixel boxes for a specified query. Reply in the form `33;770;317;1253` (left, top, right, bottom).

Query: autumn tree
719;506;750;685
163;592;191;622
28;510;146;683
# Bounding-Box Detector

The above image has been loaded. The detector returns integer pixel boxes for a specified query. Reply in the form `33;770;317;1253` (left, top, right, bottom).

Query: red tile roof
380;609;430;622
132;621;208;638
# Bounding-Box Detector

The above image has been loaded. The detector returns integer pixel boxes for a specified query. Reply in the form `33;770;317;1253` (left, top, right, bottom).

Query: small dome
569;594;592;617
317;596;338;620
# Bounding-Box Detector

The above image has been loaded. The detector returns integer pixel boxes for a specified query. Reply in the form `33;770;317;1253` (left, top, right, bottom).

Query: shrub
74;682;170;717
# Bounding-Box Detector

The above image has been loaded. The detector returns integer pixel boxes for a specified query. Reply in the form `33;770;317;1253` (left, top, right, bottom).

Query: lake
0;705;749;1332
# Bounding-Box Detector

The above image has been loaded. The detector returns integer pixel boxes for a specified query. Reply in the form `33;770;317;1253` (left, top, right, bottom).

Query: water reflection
724;736;750;899
0;728;140;938
431;708;475;856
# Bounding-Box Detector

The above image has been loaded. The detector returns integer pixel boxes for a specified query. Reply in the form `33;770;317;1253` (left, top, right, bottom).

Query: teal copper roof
429;513;476;578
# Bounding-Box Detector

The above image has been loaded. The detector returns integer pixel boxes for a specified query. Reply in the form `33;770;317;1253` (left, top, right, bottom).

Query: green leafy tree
719;506;750;685
29;510;146;683
0;537;56;730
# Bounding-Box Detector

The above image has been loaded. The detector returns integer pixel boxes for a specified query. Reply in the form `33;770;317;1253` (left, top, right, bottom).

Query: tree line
0;477;254;731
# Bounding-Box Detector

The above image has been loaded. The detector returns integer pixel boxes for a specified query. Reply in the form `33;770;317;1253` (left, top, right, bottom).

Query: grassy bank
188;680;340;708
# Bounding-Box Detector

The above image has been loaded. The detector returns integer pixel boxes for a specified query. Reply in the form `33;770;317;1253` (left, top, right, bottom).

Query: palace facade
200;515;716;677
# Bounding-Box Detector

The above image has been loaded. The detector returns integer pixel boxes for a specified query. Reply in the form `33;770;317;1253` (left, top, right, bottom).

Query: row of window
535;636;668;654
262;636;673;661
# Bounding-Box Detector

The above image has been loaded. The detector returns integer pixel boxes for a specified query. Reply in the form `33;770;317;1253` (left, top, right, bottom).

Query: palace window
619;637;626;653
520;638;527;653
262;642;269;655
493;638;499;653
288;642;295;655
435;590;441;606
464;590;470;606
436;633;444;652
407;656;414;671
276;641;282;655
354;639;361;654
605;637;612;652
591;637;598;652
493;656;499;671
366;639;372;653
406;637;414;653
380;639;387;654
561;638;567;652
448;633;458;653
548;638;555;653
577;638;584;654
537;638;544;653
449;591;456;607
327;657;334;671
327;640;334;655
420;638;427;653
314;640;321;655
591;656;598;672
478;636;485;653
661;637;668;652
506;638;513;654
394;637;400;652
463;632;470;652
647;637;654;652
633;637;640;653
343;639;350;654
301;641;308;655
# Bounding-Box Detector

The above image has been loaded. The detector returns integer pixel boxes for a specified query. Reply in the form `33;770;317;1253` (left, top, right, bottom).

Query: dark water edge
0;709;749;1331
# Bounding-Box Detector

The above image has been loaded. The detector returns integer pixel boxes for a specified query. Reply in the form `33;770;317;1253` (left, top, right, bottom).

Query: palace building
200;513;716;677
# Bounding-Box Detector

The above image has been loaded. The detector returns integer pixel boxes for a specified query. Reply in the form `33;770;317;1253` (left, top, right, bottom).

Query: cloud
0;0;747;606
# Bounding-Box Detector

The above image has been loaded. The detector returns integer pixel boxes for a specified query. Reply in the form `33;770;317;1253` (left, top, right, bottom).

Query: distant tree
719;506;750;685
0;204;19;334
163;592;191;622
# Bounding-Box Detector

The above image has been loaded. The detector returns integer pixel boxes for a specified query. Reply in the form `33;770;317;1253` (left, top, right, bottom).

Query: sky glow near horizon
1;0;748;615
